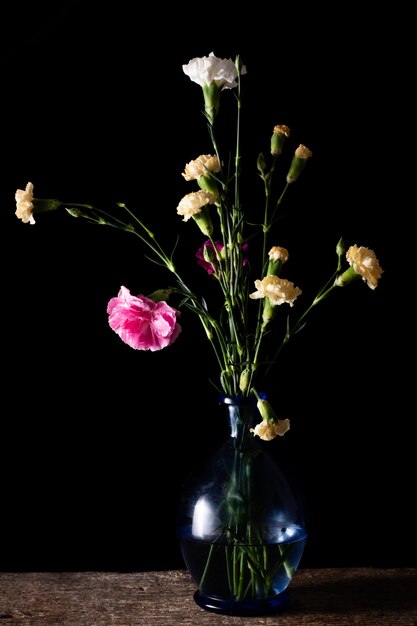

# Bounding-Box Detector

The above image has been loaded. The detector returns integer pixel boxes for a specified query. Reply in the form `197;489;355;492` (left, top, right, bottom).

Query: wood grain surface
0;568;416;625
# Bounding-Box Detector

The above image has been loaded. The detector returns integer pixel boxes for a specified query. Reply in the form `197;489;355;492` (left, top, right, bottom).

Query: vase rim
219;393;266;405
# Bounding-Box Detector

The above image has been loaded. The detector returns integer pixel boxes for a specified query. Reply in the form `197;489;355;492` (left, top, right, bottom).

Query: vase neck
220;396;259;450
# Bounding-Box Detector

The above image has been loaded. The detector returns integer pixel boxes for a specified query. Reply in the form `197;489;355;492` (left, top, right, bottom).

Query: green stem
199;543;216;592
266;277;339;375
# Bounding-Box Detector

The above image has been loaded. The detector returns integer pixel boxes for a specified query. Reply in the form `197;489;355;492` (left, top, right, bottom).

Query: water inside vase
179;523;307;600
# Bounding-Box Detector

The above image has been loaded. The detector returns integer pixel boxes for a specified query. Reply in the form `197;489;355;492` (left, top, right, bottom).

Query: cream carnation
177;190;217;221
268;246;289;263
250;418;291;441
182;155;221;181
15;181;35;224
346;245;383;290
249;275;302;307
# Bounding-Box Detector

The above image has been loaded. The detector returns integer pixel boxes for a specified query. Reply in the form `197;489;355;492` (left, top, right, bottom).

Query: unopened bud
271;124;290;156
286;144;313;183
65;207;82;218
203;243;216;265
267;246;289;276
239;368;251;393
336;237;345;257
147;289;172;302
257;153;268;173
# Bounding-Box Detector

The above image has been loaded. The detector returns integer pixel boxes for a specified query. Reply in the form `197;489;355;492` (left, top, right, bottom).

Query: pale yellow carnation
249;275;302;307
268;246;289;263
250;418;290;441
273;124;291;137
295;144;313;159
182;155;221;181
177;190;217;221
346;245;383;290
15;182;35;224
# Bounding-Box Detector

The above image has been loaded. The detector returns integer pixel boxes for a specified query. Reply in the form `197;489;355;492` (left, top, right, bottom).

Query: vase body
177;395;307;616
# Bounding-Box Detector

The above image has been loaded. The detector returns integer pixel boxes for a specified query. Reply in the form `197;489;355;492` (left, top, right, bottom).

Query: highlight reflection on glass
192;496;219;538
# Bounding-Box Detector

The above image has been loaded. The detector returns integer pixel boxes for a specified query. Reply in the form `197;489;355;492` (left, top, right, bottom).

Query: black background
1;1;413;572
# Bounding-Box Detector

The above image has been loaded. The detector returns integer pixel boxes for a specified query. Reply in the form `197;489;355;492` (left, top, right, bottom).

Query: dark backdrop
1;1;413;572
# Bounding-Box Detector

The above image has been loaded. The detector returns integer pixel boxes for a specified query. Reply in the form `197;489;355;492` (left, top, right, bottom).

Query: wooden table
0;568;416;625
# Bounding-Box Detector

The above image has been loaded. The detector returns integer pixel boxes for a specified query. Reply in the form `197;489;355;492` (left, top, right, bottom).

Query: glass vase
177;395;307;616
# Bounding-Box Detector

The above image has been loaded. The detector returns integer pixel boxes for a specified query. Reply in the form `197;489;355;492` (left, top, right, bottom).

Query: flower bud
271;124;290;156
66;207;83;218
239;368;251;393
267;246;289;276
286;144;313;183
203;242;217;266
147;289;173;302
336;237;345;257
257;153;268;174
235;55;245;74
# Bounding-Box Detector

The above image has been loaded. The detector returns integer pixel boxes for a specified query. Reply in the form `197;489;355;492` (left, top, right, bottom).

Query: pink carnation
107;286;181;351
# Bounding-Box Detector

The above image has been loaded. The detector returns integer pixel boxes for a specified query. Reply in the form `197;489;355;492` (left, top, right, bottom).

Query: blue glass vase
177;395;307;616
